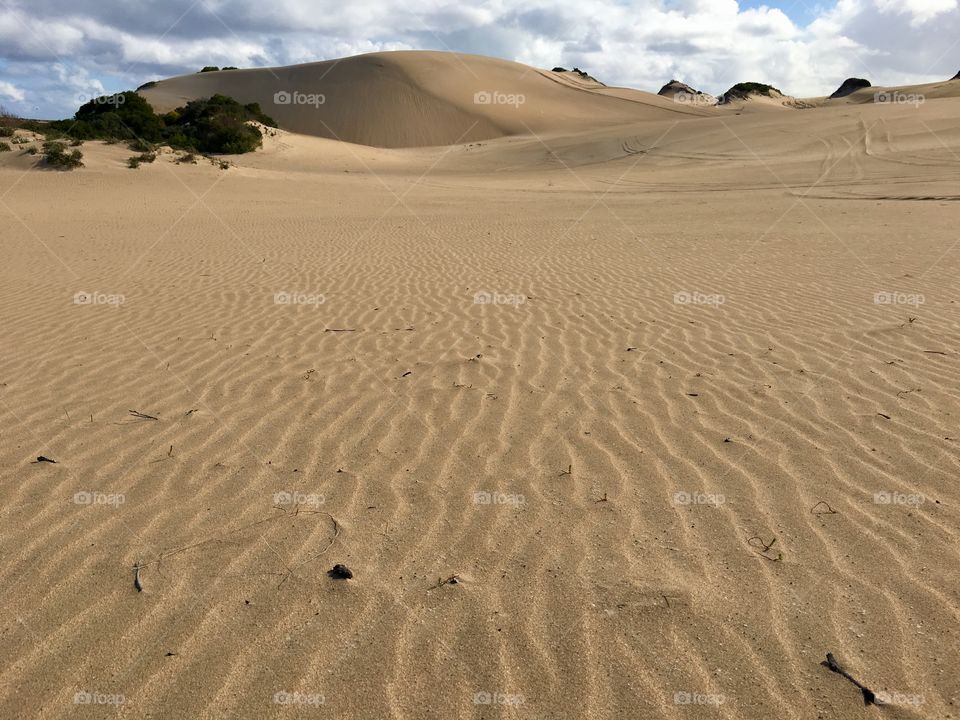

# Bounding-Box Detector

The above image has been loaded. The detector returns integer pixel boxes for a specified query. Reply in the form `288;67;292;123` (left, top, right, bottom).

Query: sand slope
2;52;960;720
140;51;718;148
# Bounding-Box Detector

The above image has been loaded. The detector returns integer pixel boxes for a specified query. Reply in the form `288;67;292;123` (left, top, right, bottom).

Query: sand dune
140;51;711;148
3;50;960;720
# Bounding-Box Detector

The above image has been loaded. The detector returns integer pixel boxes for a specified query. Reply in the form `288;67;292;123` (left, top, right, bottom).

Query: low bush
128;138;154;153
42;140;83;169
0;142;10;152
128;151;157;168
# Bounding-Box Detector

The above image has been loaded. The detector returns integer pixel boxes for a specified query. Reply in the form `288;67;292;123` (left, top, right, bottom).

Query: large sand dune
140;51;717;148
2;51;960;720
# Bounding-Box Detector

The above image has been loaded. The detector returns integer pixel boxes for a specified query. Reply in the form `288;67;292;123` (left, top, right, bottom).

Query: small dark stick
810;501;838;516
33;456;58;464
129;410;159;421
822;653;878;705
134;562;144;592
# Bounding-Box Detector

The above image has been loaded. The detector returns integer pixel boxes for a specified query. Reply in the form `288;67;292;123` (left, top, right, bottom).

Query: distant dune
657;80;717;107
829;78;871;98
140;51;710;148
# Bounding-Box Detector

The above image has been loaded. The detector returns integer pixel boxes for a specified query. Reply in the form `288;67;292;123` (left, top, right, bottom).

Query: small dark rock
328;564;353;580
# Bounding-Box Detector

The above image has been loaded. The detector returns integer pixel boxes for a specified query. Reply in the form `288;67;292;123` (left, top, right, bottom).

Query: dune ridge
140;51;712;149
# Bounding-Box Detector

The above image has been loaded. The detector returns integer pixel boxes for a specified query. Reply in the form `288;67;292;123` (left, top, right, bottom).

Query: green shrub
25;146;38;155
137;81;158;90
177;152;197;164
128;151;157;168
128;138;154;152
42;141;83;169
160;94;273;153
57;91;165;143
0;127;13;137
0;142;10;152
199;66;220;73
43;91;276;156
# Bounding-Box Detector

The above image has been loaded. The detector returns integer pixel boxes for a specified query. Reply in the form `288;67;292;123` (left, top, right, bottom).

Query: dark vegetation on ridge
720;82;783;101
830;78;871;98
46;92;277;154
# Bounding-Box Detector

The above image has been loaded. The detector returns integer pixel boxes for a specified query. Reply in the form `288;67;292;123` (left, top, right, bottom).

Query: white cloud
875;0;958;25
0;80;26;102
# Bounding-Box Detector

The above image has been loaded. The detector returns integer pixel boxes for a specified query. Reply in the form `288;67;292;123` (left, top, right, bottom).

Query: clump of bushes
128;138;155;153
42;140;83;169
127;152;157;168
0;142;10;152
163;95;275;153
199;66;220;73
48;91;276;156
0;127;13;138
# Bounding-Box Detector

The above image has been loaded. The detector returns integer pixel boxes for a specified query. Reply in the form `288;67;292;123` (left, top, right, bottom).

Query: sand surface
2;54;959;719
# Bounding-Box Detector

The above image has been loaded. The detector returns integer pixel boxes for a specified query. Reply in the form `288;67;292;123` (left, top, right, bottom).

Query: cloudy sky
0;0;958;119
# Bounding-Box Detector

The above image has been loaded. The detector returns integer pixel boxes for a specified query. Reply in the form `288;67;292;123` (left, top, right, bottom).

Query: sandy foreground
1;60;960;719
